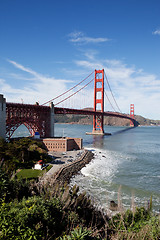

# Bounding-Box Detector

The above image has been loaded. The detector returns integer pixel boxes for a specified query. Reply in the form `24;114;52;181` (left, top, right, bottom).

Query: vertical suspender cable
104;70;122;113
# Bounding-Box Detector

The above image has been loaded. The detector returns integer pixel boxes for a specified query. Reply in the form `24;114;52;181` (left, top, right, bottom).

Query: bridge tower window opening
96;103;102;111
96;81;102;89
96;72;102;79
96;92;102;100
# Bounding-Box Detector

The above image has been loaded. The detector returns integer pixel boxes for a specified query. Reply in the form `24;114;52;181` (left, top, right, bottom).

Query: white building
34;160;43;170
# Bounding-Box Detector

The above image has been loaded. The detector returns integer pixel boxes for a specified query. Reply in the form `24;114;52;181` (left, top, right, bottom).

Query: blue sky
0;0;160;119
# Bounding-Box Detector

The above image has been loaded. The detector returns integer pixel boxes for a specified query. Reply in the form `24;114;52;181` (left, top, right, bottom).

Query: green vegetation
0;196;64;239
17;169;43;179
0;137;159;239
0;167;160;239
0;169;32;204
0;137;52;177
109;207;160;239
0;170;104;239
16;165;52;179
59;226;93;240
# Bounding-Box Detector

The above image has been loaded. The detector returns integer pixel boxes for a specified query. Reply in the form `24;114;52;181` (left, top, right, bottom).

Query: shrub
0;196;65;239
110;207;160;240
59;226;93;240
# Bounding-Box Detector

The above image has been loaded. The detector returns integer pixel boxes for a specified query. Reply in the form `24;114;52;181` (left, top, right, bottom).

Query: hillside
54;111;160;126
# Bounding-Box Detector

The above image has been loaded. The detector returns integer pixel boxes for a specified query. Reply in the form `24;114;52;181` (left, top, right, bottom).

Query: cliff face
55;114;160;126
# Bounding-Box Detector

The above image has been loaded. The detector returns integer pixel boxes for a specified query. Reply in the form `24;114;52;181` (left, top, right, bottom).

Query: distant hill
54;109;160;126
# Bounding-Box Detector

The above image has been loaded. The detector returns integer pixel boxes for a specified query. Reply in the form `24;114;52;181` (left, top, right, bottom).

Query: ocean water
14;124;160;212
55;124;160;213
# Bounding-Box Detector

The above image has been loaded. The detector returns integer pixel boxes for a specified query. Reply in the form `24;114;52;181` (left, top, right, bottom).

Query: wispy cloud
4;59;73;104
7;59;72;84
2;56;160;119
152;29;160;35
9;73;36;81
68;31;110;44
75;53;160;119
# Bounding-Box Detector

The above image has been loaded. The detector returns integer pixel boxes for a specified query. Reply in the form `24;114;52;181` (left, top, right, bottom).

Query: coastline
42;149;94;185
42;149;120;216
41;140;160;215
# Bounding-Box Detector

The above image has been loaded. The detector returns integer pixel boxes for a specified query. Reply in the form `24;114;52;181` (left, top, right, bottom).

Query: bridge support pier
0;94;6;139
50;102;54;137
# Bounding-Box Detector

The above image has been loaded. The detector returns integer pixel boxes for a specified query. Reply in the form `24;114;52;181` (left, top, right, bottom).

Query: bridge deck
6;103;135;122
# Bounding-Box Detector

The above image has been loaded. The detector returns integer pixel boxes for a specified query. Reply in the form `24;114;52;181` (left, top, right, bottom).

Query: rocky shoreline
42;149;94;186
52;150;94;184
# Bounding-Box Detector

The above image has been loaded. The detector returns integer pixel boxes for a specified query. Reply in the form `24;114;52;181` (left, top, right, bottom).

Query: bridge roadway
6;102;136;124
4;102;137;139
54;106;136;124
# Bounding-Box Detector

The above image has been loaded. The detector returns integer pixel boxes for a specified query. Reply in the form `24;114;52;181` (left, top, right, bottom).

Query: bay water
13;123;160;212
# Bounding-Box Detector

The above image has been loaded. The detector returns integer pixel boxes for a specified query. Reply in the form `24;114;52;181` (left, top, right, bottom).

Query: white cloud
8;59;69;84
75;60;103;70
68;31;110;44
9;73;36;81
4;60;73;104
2;55;160;120
152;29;160;35
75;54;160;119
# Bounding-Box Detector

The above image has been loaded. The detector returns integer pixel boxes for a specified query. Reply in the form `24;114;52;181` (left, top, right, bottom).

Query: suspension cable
104;90;117;112
41;71;94;106
95;72;116;111
55;78;94;106
104;70;122;113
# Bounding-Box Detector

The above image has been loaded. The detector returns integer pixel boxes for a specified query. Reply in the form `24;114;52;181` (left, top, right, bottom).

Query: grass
16;165;53;179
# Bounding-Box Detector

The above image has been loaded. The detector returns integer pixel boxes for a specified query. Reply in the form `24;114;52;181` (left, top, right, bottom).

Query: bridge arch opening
11;124;32;138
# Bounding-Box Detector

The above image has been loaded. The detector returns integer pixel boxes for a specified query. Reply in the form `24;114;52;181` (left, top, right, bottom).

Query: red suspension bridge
0;69;137;139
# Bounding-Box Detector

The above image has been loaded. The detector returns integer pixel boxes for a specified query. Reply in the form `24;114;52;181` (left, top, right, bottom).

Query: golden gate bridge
1;69;137;139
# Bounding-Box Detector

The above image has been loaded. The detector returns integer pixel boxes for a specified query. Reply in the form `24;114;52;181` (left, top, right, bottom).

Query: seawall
52;150;94;185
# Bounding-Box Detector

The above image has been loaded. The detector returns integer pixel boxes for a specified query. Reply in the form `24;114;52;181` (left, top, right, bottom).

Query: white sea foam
71;147;160;213
81;147;120;183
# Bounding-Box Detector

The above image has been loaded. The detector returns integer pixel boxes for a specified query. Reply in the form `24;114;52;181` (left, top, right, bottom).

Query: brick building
42;137;82;152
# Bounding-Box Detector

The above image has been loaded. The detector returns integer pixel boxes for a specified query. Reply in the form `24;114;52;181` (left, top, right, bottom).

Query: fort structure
42;137;83;152
0;95;6;139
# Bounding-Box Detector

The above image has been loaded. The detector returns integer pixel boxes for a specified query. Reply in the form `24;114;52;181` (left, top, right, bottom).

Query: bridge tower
0;94;6;139
92;69;104;134
130;104;135;126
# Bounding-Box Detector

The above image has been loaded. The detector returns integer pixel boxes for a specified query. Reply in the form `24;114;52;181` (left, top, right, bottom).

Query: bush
0;196;65;239
0;138;51;176
110;207;160;240
0;169;11;203
0;169;32;203
59;226;93;240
